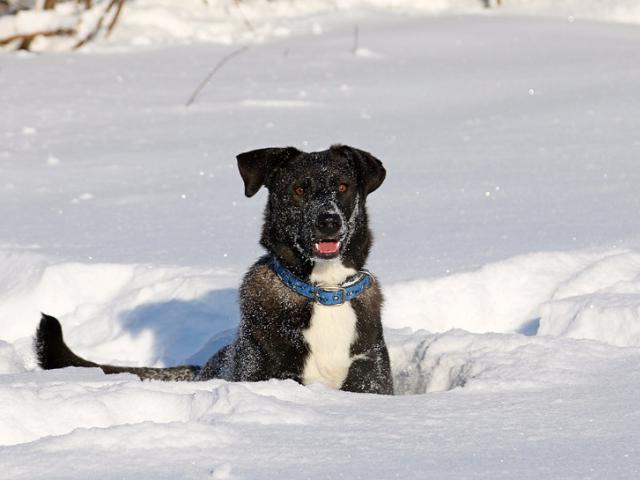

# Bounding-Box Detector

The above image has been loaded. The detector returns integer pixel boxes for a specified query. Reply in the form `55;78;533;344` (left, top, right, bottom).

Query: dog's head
237;145;385;272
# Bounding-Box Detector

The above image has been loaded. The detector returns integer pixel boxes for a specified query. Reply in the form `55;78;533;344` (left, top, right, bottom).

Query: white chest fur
302;260;359;389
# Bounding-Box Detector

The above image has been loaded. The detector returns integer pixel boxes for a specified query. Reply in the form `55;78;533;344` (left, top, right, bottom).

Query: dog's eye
338;183;348;193
294;186;304;196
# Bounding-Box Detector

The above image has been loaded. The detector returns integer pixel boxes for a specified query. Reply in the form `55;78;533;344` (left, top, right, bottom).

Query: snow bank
3;0;640;52
2;247;640;377
538;251;640;346
492;0;640;24
2;340;639;479
383;249;640;346
0;250;239;369
77;0;640;51
1;327;637;453
1;0;478;52
388;328;628;394
0;340;25;374
0;8;76;37
0;368;320;446
84;0;640;46
383;250;604;333
10;246;640;411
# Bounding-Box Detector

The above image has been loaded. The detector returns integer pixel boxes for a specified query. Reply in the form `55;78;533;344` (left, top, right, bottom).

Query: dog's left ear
332;145;386;195
236;147;300;197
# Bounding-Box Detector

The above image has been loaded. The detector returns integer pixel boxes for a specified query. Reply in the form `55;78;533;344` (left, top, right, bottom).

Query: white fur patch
302;260;359;389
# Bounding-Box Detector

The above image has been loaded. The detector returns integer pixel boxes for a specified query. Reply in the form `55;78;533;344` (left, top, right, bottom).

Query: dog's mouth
313;240;341;258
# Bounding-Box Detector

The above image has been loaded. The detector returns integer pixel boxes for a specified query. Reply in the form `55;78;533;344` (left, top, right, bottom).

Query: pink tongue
316;241;340;254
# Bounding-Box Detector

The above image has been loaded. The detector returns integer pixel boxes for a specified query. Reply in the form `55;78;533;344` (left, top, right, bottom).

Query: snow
383;249;640;341
2;3;640;479
4;0;640;52
2;339;640;478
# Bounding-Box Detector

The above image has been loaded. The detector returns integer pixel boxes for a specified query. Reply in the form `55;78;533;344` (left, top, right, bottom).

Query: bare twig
106;0;125;37
352;25;359;54
74;0;117;49
0;0;119;51
185;45;249;107
234;0;254;32
0;28;75;48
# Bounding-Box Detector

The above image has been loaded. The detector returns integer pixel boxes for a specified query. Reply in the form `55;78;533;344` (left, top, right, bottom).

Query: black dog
36;145;394;394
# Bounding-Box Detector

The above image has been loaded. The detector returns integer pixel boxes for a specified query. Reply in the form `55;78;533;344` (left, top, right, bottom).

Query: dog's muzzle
313;213;342;257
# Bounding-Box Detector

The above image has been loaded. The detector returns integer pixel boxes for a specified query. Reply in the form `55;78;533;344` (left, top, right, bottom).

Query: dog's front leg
341;344;394;395
224;334;272;382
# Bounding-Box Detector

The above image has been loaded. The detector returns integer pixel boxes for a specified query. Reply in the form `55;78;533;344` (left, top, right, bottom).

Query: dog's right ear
236;147;300;197
331;144;386;196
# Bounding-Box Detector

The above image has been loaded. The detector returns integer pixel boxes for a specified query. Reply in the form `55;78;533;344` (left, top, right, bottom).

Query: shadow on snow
117;288;239;367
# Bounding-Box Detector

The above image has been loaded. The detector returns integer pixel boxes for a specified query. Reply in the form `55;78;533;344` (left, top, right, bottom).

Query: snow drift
384;249;640;346
2;246;640;374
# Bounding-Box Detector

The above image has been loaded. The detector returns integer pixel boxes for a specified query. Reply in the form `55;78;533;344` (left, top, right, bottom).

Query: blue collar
268;256;374;306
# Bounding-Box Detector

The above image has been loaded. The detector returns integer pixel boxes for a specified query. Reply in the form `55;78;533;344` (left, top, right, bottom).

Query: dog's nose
315;213;342;236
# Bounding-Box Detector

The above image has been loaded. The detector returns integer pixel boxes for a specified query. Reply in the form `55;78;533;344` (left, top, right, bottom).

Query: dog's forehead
286;150;354;179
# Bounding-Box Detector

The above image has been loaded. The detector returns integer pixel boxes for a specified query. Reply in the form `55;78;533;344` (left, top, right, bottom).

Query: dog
35;145;394;394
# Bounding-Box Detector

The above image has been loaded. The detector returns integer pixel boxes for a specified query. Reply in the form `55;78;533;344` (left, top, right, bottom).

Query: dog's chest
302;261;359;389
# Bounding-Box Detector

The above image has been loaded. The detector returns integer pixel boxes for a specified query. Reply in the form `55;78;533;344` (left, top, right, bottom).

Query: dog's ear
236;147;300;197
332;145;386;195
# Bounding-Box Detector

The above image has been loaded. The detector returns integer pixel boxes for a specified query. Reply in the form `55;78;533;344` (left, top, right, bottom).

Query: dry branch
1;0;126;51
73;0;122;49
0;28;75;49
0;0;127;51
185;45;249;107
352;25;359;54
234;0;254;32
106;0;125;37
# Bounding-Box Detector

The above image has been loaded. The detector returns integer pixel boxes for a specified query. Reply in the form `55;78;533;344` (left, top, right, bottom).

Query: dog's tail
35;313;201;381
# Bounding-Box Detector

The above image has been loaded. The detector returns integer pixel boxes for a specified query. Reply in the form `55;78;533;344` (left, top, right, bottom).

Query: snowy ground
2;5;640;479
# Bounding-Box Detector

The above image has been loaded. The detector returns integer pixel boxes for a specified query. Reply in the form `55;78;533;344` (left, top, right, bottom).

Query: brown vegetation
0;0;125;50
